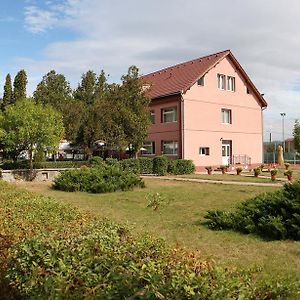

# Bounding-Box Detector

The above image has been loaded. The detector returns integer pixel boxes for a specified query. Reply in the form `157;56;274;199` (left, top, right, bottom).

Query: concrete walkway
142;175;284;187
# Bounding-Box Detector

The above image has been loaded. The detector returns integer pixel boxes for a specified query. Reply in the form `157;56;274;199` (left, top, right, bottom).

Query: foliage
146;192;170;211
153;156;169;176
0;160;89;170
120;66;151;156
53;164;145;193
1;181;298;299
254;167;261;176
173;159;195;175
120;158;140;174
12;69;27;103
205;180;300;240
293;120;300;153
34;70;72;111
1;74;12;111
284;170;293;177
0;99;64;175
138;157;153;174
270;169;278;176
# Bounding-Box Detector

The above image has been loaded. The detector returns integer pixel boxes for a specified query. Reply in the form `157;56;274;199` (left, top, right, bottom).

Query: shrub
89;156;104;167
254;167;261;177
1;182;299;299
153;156;168;176
105;158;120;168
120;158;140;174
167;159;177;174
53;164;145;193
173;159;195;175
138;157;153;174
205;180;300;240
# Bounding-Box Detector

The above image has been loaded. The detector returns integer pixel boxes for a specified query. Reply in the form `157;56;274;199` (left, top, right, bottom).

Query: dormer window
217;74;226;90
197;76;205;86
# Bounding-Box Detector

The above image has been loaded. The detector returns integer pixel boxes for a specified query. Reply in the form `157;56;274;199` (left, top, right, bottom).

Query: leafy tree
0;99;64;177
73;70;97;105
120;66;151;156
12;70;27;103
293;120;300;153
34;70;72;111
1;74;13;110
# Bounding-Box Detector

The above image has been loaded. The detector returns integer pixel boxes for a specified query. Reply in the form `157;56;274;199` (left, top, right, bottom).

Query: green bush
205;180;300;240
153;156;169;176
138;157;153;174
53;164;145;193
1;181;299;299
105;157;120;168
0;160;89;170
173;159;195;175
89;156;104;167
120;158;140;174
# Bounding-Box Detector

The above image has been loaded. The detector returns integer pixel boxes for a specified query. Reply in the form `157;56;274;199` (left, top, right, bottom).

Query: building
141;50;267;170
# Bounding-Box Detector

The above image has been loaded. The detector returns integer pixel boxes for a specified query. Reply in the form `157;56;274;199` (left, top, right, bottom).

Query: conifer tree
1;74;12;111
12;69;27;103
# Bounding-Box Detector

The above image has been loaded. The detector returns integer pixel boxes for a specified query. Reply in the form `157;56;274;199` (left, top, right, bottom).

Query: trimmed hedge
205;180;300;240
1;182;298;299
1;160;89;170
138;157;153;174
153;156;169;176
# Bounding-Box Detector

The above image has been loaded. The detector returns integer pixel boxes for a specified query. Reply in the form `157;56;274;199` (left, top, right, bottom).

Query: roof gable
141;50;267;107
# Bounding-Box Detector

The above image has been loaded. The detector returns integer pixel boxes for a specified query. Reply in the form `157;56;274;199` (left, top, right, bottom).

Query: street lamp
280;112;286;152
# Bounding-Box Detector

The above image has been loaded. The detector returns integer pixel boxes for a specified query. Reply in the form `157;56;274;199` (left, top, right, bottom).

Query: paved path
142;176;284;187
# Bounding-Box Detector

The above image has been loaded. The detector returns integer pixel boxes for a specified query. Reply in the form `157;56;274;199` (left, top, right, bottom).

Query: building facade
141;50;267;170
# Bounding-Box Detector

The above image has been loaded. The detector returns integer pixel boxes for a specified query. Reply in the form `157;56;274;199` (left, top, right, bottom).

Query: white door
222;140;231;165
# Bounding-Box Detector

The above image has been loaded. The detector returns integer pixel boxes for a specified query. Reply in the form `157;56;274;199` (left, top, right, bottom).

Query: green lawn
18;178;300;279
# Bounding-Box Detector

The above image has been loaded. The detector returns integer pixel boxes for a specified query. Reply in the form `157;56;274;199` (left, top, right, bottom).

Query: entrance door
222;140;231;165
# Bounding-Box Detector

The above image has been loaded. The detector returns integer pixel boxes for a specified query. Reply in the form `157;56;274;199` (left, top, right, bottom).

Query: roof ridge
141;49;230;78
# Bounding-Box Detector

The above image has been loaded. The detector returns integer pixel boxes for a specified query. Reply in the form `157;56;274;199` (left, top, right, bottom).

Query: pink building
141;50;267;170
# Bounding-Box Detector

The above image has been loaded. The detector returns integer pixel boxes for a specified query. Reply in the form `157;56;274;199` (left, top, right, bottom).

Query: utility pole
280;112;286;152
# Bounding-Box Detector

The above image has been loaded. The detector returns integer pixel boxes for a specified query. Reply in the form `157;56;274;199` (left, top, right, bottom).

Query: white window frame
217;74;226;90
162;107;177;123
162;140;178;155
221;108;232;124
199;147;210;156
227;76;235;92
143;141;155;155
197;76;205;86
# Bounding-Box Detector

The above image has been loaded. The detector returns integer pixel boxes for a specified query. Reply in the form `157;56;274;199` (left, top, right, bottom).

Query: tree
293;120;300;153
0;99;64;177
1;74;13;111
12;70;27;103
34;70;72;111
120;66;151;156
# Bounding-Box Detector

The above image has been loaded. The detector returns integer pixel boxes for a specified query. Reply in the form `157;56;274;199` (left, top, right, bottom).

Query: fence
264;152;300;165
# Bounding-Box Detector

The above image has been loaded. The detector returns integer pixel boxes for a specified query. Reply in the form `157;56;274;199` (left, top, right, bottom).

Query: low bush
53;164;145;193
138;157;153;174
1;182;299;299
1;160;89;170
205;180;300;240
153;156;169;176
120;158;140;174
173;159;195;175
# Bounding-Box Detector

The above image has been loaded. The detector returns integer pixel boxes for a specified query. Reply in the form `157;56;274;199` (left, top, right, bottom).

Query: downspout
261;105;267;164
180;92;184;159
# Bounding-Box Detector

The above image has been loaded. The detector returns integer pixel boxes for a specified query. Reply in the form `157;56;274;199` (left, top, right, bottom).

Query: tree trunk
29;147;34;181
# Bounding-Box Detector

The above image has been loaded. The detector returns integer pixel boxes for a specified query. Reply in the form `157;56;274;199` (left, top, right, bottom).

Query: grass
17;178;300;280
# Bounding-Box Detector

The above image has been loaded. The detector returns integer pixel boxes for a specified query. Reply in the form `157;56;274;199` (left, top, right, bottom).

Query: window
227;76;235;92
143;141;155;155
221;108;232;124
199;147;210;156
150;110;155;124
162;107;177;123
197;76;205;86
217;74;226;90
162;141;178;155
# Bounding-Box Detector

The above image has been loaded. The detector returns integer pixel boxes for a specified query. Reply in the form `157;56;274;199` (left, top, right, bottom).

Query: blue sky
0;0;300;141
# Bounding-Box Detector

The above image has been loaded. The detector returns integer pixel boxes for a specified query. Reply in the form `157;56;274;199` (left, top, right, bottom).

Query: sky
0;0;299;141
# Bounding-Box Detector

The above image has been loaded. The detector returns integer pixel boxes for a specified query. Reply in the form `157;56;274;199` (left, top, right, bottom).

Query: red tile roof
141;50;267;107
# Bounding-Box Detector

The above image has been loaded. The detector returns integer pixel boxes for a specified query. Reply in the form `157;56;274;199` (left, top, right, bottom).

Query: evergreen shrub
205;180;300;240
153;156;169;176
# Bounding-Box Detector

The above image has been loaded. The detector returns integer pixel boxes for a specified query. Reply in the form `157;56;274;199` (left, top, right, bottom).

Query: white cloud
19;0;300;140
